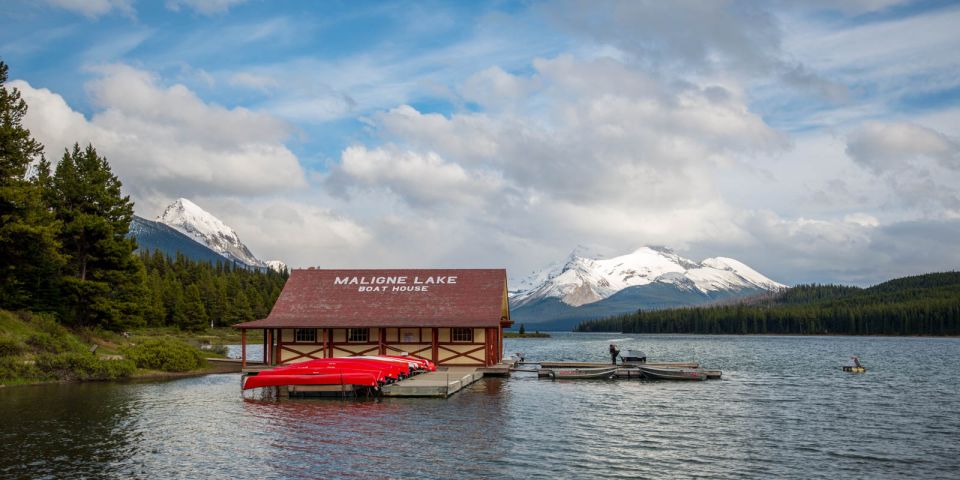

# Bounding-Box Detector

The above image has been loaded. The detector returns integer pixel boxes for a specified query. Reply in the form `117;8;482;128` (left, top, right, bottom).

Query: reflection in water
2;334;960;479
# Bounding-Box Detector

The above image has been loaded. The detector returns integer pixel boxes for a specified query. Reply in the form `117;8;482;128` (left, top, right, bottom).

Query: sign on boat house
234;269;513;367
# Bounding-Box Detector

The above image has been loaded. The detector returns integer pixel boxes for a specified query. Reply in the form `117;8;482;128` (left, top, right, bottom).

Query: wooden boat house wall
234;269;512;368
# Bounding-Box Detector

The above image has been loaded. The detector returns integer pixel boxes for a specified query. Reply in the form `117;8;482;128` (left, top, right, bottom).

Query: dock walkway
382;367;485;398
529;361;699;369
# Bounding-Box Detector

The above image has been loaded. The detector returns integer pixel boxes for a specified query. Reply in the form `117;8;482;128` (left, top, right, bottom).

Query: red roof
234;269;508;329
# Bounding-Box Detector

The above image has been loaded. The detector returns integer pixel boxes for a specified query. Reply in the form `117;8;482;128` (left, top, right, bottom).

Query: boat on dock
241;355;433;396
242;371;383;391
621;349;647;363
541;366;618;380
639;366;707;381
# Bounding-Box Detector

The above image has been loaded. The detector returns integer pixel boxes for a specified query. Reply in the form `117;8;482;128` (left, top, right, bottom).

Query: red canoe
255;359;407;381
382;355;436;371
350;356;423;373
242;371;381;390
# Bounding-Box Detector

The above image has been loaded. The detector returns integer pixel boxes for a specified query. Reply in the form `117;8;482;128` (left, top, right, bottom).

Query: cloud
11;64;307;208
358;55;785;211
228;72;278;91
542;0;781;73
688;211;960;286
846;121;960;212
187;197;371;268
329;145;503;209
43;0;134;18
165;0;248;15
460;66;542;110
320;54;792;274
846;121;959;173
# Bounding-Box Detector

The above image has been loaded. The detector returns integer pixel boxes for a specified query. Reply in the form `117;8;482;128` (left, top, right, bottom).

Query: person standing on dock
609;344;620;365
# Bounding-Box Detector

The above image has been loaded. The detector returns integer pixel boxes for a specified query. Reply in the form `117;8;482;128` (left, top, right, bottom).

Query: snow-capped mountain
512;246;784;308
157;198;271;269
266;260;287;273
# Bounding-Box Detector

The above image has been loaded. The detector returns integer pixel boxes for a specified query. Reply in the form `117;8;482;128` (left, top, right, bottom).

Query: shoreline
567;331;960;338
0;362;237;389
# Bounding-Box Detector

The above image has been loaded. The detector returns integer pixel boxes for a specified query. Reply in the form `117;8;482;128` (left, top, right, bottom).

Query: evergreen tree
181;284;208;331
229;289;255;324
0;60;63;310
48;143;143;329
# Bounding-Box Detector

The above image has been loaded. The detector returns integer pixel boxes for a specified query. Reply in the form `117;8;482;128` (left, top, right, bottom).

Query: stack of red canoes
241;355;436;391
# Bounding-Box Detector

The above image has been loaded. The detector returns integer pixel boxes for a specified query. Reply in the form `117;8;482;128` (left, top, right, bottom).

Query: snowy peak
159;198;235;242
699;257;784;291
156;198;268;269
511;246;785;308
266;260;287;273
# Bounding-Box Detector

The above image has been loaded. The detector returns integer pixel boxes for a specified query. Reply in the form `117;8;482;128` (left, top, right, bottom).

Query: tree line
575;272;960;336
139;250;286;331
1;60;285;331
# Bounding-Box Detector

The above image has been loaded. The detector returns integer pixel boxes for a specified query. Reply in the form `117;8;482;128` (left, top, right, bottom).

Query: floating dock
381;366;486;398
530;361;700;369
531;367;721;379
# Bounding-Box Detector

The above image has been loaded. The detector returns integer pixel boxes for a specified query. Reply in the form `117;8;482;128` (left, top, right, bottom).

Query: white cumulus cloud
11;64;307;211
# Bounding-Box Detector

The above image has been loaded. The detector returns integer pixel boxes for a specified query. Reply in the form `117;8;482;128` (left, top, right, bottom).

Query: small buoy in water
843;356;866;373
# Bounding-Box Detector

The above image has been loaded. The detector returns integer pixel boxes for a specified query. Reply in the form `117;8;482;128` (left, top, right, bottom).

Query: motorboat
639;366;707;381
542;366;618;380
843;356;866;373
621;349;647;363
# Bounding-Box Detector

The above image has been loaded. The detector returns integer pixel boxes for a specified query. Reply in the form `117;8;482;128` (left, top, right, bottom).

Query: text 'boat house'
234;269;513;367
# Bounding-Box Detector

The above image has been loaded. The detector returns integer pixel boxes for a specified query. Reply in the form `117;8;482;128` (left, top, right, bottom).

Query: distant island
504;324;551;338
575;272;960;336
504;331;551;338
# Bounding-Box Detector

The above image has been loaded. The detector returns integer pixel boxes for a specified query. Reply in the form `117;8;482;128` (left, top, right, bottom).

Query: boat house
234;269;512;368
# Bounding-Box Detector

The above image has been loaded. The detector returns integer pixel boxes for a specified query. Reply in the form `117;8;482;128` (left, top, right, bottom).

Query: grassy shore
0;310;250;387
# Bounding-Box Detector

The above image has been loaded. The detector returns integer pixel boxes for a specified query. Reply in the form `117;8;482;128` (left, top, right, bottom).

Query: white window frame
347;328;370;343
451;328;473;343
294;328;317;343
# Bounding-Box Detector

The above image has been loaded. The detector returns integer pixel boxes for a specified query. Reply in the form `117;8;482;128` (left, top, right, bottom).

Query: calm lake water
2;333;959;479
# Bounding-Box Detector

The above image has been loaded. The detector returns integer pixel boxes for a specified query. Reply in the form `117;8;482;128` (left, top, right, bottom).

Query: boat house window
348;328;369;343
452;328;473;342
294;328;317;343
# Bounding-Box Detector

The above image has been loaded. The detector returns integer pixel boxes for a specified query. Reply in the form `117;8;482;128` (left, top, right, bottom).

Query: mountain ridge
509;246;784;330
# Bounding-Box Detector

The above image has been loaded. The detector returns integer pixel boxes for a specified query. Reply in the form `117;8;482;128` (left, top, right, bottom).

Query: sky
2;0;959;287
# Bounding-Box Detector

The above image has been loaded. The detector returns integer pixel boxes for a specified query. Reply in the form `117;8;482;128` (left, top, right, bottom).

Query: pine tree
228;289;254;324
48;143;143;329
0;60;63;310
181;284;208;331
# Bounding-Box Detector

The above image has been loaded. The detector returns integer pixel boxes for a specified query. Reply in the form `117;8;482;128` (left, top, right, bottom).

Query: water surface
2;333;959;479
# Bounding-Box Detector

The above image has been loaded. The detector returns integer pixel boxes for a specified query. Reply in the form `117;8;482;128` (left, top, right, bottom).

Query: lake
2;333;959;479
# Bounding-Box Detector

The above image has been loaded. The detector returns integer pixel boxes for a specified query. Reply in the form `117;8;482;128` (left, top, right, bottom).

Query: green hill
575;272;960;336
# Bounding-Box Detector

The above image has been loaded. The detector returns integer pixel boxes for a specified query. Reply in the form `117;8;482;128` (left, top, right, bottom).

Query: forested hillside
139;250;286;330
575;272;960;336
